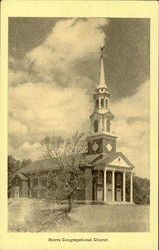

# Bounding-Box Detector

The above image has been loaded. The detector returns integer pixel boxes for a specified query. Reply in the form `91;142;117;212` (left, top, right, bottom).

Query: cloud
25;18;108;84
112;81;149;178
112;81;149;121
9;82;91;154
27;18;107;64
8;118;28;137
9;142;43;161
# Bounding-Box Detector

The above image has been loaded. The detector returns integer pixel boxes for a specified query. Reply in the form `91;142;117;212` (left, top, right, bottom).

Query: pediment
108;156;131;168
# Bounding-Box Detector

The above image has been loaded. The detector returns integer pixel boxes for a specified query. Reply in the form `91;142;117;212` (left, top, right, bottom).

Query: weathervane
100;45;105;57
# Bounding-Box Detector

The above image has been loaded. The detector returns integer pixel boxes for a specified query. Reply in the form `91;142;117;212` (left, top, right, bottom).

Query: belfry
88;47;116;155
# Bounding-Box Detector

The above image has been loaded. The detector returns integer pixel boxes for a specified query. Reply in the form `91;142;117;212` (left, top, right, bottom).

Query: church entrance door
97;187;103;201
116;188;122;201
107;183;112;202
115;172;122;201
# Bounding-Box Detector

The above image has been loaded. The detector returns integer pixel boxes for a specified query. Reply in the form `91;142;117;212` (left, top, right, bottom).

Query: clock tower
88;47;117;155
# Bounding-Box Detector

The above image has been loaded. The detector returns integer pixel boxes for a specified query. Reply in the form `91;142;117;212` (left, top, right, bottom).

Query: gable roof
18;153;95;174
84;153;108;164
17;173;28;180
17;151;134;175
17;153;107;174
19;159;59;174
93;152;135;169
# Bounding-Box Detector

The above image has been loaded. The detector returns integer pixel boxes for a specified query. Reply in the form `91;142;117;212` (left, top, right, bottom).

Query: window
101;98;104;108
33;177;38;187
98;171;103;184
116;173;122;186
105;99;108;108
94;120;98;133
106;119;110;132
41;175;48;187
107;172;112;184
96;99;99;108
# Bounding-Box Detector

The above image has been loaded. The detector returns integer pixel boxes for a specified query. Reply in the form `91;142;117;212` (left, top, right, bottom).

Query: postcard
0;1;158;250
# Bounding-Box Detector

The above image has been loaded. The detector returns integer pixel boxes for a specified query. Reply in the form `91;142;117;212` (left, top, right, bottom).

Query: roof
93;152;135;168
11;172;28;182
89;111;114;120
17;173;28;180
19;159;59;173
18;153;103;174
17;152;134;175
97;54;107;89
84;153;102;164
18;154;95;174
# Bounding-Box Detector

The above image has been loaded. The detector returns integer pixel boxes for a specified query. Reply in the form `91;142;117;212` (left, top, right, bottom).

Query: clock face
92;142;99;152
106;143;113;152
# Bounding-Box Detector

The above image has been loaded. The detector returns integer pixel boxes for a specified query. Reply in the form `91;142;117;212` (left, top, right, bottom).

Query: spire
97;46;107;89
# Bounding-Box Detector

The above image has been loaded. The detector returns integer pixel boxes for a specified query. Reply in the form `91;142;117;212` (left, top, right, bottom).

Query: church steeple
93;47;110;114
87;47;117;155
97;47;107;89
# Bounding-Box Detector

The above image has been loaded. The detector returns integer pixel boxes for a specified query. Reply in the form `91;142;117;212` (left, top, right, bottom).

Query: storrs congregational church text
48;238;108;242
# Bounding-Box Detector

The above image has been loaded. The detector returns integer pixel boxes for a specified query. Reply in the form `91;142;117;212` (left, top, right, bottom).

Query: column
112;170;115;202
104;169;107;202
99;97;101;108
37;176;40;198
130;172;133;202
103;117;106;133
22;181;29;198
29;188;32;198
123;172;126;202
91;119;93;134
102;117;104;132
85;168;93;203
99;116;103;133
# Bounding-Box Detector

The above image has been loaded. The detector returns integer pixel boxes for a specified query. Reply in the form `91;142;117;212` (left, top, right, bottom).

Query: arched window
94;120;98;133
106;99;108;109
96;99;99;108
101;98;104;108
98;171;103;184
106;119;110;132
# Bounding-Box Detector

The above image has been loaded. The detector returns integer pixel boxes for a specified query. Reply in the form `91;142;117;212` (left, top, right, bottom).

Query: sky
8;17;150;178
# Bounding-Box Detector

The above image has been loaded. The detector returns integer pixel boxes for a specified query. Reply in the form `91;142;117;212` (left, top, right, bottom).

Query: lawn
8;198;149;232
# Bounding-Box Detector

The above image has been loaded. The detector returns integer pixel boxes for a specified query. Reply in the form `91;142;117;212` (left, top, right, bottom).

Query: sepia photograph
7;17;151;233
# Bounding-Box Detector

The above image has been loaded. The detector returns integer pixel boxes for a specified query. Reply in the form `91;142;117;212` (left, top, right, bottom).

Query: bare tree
41;132;87;212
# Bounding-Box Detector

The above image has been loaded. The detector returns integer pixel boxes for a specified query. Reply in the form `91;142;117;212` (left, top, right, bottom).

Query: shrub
133;176;150;205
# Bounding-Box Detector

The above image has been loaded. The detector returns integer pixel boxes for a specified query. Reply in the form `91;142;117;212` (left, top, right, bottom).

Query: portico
104;168;133;203
91;152;135;204
92;168;134;204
